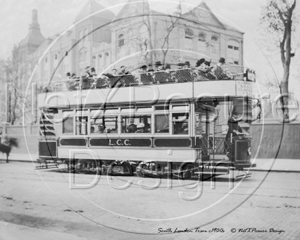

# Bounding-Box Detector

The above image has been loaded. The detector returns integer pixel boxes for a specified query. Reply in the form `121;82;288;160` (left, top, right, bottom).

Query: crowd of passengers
91;118;188;135
64;57;238;90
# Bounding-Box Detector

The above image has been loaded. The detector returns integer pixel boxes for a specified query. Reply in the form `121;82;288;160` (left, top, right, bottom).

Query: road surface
0;162;300;239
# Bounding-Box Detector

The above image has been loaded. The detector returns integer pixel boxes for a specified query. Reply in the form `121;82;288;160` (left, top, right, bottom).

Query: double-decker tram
37;68;256;179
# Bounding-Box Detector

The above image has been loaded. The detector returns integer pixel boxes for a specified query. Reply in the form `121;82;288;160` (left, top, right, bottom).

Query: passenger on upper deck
112;69;118;76
119;66;131;75
90;67;97;78
211;57;232;80
165;64;171;72
177;62;184;70
155;61;164;71
84;66;92;78
183;61;190;69
194;58;216;81
140;65;148;74
71;73;77;79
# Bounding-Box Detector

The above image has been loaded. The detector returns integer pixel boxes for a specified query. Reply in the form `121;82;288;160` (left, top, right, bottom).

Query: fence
251;121;300;159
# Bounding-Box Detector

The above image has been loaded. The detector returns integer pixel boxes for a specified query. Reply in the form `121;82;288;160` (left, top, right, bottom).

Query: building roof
19;9;46;47
74;0;115;23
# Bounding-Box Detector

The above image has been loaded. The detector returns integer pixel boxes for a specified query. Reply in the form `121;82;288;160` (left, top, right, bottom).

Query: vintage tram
37;68;256;179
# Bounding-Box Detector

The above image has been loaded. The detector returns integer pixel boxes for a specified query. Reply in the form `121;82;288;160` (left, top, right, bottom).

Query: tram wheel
180;164;194;180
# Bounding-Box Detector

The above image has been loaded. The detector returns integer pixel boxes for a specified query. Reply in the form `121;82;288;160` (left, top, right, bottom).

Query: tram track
2;166;300;200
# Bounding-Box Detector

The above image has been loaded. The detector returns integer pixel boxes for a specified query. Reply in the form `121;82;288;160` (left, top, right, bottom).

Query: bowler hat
219;57;225;64
196;58;205;67
184;61;190;67
155;61;162;66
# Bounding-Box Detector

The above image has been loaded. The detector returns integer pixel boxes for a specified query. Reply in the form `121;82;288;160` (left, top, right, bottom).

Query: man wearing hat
127;118;137;133
195;58;205;68
95;124;106;133
212;57;231;80
194;58;216;81
155;61;164;71
225;110;243;154
140;65;148;74
183;61;190;69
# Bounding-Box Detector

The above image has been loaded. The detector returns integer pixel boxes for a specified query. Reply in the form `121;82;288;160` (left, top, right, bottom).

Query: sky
0;0;299;101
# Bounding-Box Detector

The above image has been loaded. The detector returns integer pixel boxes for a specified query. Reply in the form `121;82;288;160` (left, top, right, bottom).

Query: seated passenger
112;69;118;76
177;62;184;70
95;124;105;133
211;57;232;80
127;118;137;133
194;58;216;81
140;65;148;74
66;72;71;79
155;61;164;71
135;123;145;133
84;66;92;78
183;61;190;69
119;66;131;75
110;128;118;133
90;67;97;78
71;73;77;79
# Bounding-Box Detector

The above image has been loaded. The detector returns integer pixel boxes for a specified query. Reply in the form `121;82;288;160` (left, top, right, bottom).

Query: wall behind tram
251;121;300;159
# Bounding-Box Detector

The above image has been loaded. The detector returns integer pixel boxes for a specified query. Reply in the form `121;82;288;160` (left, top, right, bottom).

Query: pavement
0;153;299;172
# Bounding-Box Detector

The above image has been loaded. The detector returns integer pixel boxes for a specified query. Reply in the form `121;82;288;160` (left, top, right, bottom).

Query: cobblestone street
1;162;300;240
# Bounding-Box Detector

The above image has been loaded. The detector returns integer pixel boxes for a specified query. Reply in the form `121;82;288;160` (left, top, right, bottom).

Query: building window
79;48;87;63
227;40;240;65
104;52;109;66
211;36;219;62
184;28;194;50
92;56;96;67
84;28;88;42
198;33;206;53
104;29;111;43
118;34;124;47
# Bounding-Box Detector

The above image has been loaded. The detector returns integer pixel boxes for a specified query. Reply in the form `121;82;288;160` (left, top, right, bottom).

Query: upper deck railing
40;67;255;93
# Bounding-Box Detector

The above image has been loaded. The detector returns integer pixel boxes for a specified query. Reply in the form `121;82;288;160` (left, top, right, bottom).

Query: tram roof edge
38;81;252;109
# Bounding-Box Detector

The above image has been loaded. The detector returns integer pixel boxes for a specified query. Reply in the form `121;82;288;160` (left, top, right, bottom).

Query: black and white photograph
0;0;299;239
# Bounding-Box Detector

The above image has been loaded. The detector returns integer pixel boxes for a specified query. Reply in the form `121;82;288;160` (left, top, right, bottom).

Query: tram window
75;116;88;135
172;105;189;111
155;105;169;111
121;115;151;133
172;113;189;135
155;115;169;134
90;116;118;134
62;111;74;134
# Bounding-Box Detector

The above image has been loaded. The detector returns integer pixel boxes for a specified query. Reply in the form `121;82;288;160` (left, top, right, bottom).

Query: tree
4;44;29;125
122;1;183;67
260;0;297;121
159;2;182;65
